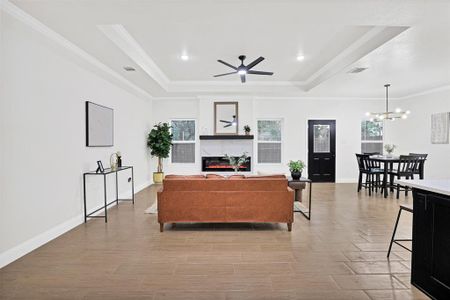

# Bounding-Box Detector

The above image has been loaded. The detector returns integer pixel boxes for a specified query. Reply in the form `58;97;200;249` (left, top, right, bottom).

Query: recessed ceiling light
181;54;189;61
123;66;136;72
296;55;305;61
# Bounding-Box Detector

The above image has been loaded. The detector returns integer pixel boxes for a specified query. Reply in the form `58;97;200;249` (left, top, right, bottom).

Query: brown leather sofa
157;175;294;231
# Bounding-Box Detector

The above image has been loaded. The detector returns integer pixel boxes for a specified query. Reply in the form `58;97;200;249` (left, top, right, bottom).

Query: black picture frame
96;160;105;173
86;101;114;147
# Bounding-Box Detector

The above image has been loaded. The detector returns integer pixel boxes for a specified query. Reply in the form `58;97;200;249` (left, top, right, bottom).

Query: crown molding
0;1;153;100
398;84;450;100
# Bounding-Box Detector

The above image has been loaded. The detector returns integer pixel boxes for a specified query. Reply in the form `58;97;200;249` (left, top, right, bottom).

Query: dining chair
356;154;383;196
409;153;428;179
388;155;421;199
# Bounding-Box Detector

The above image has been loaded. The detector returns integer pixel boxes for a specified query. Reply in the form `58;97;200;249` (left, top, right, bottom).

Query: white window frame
169;119;197;164
256;118;283;165
361;119;384;153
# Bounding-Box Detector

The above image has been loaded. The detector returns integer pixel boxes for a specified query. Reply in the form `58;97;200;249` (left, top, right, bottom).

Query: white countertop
396;179;450;197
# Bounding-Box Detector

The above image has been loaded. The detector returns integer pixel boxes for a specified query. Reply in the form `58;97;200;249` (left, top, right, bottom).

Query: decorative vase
245;131;250;136
153;172;164;184
291;171;302;180
117;156;122;168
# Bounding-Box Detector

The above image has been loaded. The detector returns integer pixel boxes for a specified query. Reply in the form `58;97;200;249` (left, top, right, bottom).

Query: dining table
368;155;425;198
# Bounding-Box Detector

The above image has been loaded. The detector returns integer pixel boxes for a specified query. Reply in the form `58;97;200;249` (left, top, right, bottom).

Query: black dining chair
409;153;428;179
356;154;384;196
388;155;421;199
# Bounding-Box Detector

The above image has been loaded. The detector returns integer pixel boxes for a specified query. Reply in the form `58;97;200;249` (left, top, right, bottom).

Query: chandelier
365;84;410;121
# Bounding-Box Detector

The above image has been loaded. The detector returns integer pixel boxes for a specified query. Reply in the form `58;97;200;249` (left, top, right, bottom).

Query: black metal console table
83;166;134;223
288;177;312;220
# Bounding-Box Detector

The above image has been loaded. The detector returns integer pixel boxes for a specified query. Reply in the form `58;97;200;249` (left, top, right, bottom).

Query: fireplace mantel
199;135;254;140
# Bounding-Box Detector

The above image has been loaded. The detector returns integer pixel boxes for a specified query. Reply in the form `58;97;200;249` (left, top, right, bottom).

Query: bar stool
387;204;413;257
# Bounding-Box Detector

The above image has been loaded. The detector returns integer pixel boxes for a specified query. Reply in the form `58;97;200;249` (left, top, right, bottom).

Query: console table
288;177;312;220
83;166;134;223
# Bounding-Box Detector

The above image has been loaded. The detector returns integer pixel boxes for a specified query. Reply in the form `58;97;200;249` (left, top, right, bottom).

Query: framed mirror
214;102;238;135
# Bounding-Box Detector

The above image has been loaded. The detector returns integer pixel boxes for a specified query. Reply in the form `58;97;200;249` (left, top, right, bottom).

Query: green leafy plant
244;125;251;133
288;160;306;173
147;123;173;173
224;152;249;172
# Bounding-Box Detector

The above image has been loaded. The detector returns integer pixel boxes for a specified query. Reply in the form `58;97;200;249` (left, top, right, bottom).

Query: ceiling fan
214;55;274;83
220;115;237;128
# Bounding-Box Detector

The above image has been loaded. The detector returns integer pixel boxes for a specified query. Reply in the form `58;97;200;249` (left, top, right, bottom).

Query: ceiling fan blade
220;120;231;123
247;70;274;76
217;60;237;70
246;56;264;70
224;124;231;128
240;74;246;83
213;71;237;77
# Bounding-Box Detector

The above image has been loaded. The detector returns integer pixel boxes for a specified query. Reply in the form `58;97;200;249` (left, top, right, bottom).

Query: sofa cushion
206;174;226;179
228;175;245;180
246;174;286;179
165;175;206;180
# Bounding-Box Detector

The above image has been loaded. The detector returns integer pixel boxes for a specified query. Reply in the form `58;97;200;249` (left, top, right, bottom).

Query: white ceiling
6;0;450;99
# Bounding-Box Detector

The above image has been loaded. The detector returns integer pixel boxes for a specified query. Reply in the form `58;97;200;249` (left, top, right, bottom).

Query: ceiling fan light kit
214;55;274;83
365;84;411;121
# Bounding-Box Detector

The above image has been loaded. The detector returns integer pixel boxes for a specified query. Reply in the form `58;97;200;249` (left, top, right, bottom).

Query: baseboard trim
336;178;358;183
0;180;151;269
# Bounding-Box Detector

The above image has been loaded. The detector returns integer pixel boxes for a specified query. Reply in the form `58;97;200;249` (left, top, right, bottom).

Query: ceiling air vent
347;67;368;74
123;66;136;72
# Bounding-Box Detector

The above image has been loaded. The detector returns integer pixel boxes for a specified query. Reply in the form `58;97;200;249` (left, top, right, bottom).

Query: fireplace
202;156;251;172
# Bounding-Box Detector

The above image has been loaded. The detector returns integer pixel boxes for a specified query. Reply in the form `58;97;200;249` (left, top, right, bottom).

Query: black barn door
308;120;336;182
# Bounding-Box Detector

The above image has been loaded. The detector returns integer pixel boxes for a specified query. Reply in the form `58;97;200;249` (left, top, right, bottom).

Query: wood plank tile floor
0;183;429;299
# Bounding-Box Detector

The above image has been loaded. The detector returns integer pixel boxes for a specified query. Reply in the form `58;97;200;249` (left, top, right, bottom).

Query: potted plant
224;152;249;173
384;144;397;157
288;160;305;180
244;125;251;135
147;123;173;183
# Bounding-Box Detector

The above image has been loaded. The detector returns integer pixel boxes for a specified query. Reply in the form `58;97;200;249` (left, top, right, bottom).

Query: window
257;119;282;163
361;120;383;154
171;120;196;163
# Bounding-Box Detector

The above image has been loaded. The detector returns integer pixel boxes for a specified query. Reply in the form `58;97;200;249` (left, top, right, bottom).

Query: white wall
0;12;153;267
385;88;450;179
153;97;383;181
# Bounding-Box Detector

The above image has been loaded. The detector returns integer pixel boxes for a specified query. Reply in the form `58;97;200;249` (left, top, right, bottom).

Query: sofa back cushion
163;178;288;191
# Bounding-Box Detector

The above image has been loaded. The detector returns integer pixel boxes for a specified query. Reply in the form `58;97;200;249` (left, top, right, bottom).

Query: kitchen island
397;179;450;299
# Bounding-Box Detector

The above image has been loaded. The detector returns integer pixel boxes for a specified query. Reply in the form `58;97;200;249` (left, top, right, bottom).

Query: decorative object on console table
147;123;173;183
288;160;305;180
214;102;239;135
384;144;396;157
244;125;251;135
117;151;122;168
110;152;118;171
224;152;249;173
96;160;105;173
